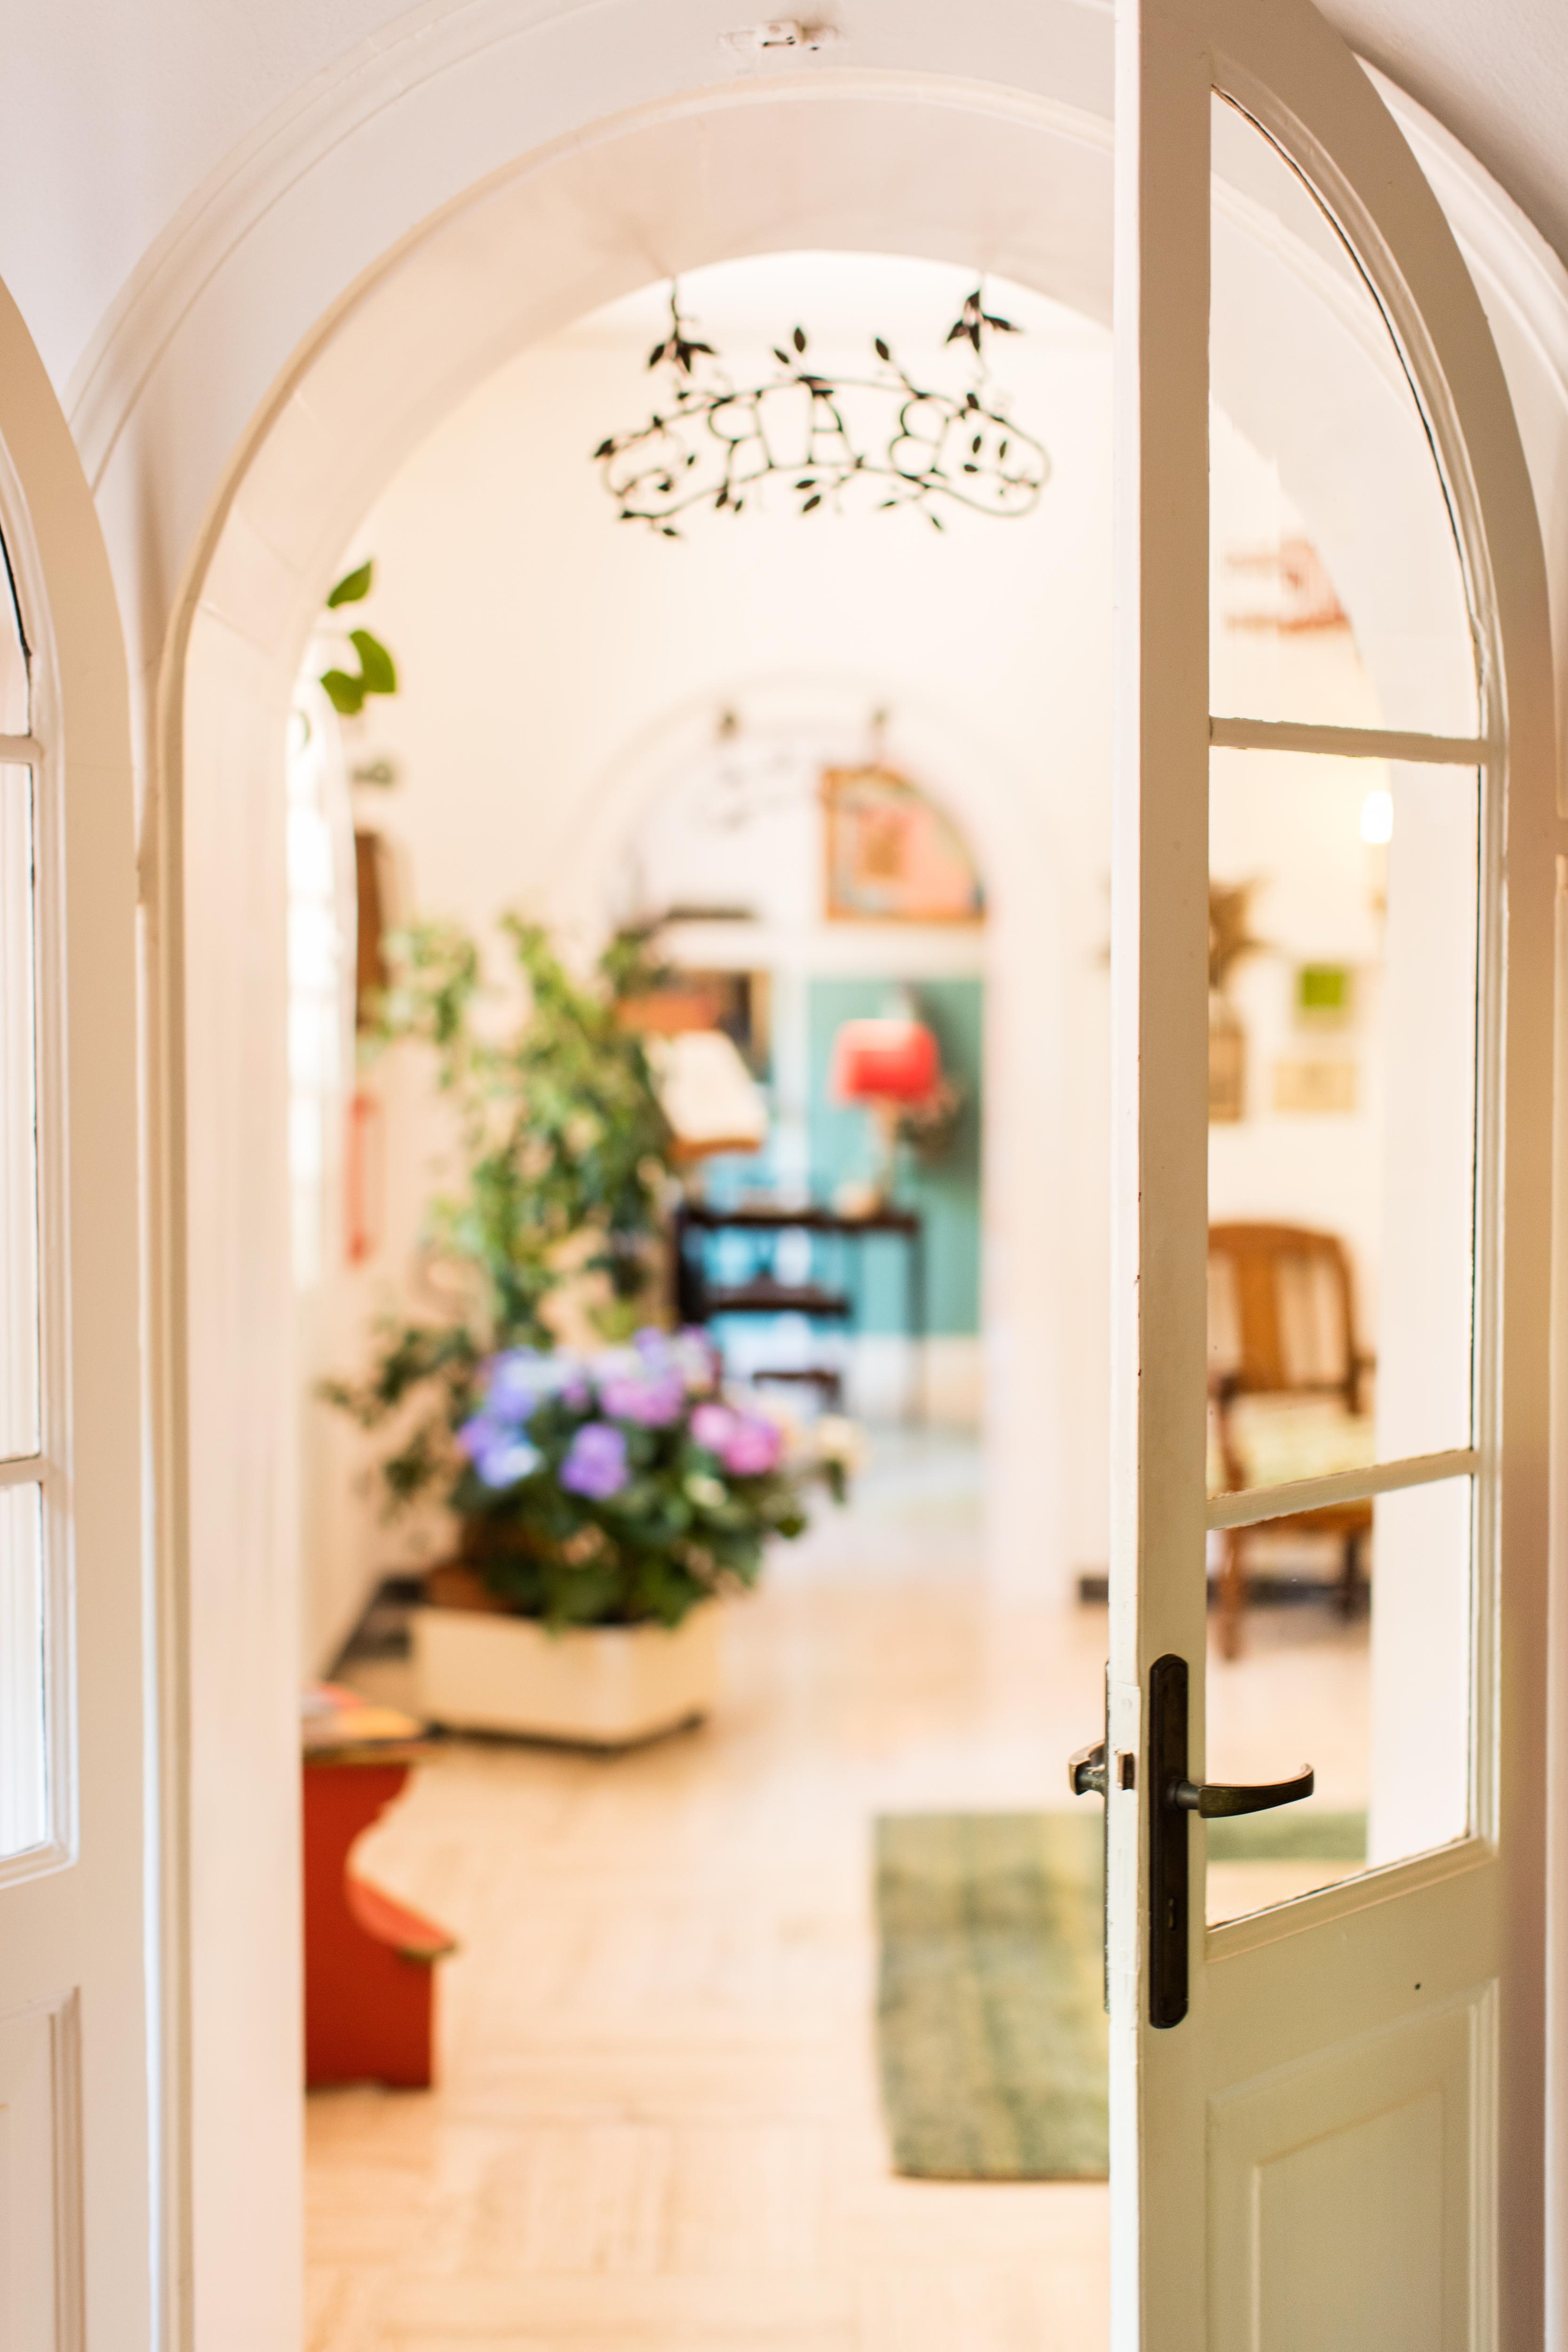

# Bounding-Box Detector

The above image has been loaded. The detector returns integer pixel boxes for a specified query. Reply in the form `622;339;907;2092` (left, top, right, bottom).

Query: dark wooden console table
673;1198;926;1418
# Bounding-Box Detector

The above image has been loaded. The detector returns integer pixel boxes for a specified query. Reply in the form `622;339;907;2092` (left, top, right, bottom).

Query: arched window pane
0;1481;47;1859
0;540;28;736
0;765;39;1459
1210;97;1479;739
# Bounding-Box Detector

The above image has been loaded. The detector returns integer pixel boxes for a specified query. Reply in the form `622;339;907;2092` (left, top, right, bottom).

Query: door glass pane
0;539;27;737
1;765;40;1459
1205;1478;1472;1923
1210;96;1479;738
0;1480;48;1858
1209;747;1479;1469
1206;740;1479;1921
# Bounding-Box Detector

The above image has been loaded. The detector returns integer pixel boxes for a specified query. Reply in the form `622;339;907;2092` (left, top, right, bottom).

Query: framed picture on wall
821;765;984;923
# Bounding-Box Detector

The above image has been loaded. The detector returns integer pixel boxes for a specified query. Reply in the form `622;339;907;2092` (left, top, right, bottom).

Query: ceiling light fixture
592;283;1050;537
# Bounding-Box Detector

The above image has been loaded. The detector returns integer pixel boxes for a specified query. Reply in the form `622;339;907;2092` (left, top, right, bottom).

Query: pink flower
599;1369;685;1427
690;1401;736;1453
721;1416;782;1477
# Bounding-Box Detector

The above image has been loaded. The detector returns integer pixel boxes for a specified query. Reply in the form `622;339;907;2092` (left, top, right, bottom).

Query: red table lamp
830;1017;941;1201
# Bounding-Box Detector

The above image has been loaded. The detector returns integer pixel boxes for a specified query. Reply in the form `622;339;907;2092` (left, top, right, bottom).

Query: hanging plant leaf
874;337;891;363
593;437;616;460
792;325;807;353
326;560;374;608
320;668;366;716
350;630;398;696
801;493;822;512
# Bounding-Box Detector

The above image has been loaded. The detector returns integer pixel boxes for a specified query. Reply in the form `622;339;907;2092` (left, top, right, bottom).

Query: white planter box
412;1601;722;1747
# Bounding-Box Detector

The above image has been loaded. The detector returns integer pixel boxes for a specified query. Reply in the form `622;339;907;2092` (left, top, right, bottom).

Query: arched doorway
127;10;1560;2342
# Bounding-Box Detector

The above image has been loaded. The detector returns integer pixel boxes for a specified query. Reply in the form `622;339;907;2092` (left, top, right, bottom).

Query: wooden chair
1207;1222;1375;1658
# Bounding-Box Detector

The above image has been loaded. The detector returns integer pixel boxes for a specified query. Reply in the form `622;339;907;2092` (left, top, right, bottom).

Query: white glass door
0;290;151;2350
1105;0;1556;2342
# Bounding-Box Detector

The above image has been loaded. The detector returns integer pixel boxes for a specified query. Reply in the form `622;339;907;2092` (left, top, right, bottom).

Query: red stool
302;1755;457;2089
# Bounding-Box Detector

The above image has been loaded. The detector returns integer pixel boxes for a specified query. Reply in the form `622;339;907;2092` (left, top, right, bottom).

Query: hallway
308;1436;1368;2350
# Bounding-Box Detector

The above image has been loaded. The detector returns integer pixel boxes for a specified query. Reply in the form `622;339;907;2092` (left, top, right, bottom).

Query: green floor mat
874;1807;1366;2180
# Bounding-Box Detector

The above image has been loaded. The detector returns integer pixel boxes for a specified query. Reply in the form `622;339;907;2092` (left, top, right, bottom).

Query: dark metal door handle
1148;1654;1314;2029
1173;1765;1313;1818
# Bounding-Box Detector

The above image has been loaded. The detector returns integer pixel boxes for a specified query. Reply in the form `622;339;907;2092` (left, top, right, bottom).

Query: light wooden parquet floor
309;1434;1368;2352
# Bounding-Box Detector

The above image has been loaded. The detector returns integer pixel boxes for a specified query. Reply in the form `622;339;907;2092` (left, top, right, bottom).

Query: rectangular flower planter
411;1600;721;1747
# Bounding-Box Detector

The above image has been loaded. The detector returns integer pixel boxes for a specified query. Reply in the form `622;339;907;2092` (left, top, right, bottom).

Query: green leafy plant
324;915;677;1513
318;559;399;716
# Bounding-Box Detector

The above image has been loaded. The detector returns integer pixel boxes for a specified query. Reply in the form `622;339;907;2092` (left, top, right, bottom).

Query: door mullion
1111;1;1215;2345
1208;714;1489;764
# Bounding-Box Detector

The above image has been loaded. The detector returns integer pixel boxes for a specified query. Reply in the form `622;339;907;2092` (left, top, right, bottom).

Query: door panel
1112;0;1554;2344
1208;1998;1480;2352
0;1999;79;2352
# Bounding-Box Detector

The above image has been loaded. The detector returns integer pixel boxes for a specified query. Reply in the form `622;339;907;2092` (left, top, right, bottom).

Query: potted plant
326;913;852;1742
416;1328;844;1741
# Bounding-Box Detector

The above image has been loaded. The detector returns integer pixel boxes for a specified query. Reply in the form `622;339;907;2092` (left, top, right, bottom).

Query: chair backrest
1208;1222;1361;1403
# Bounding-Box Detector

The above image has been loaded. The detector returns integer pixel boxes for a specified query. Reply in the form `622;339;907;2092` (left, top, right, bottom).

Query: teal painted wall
805;977;983;1335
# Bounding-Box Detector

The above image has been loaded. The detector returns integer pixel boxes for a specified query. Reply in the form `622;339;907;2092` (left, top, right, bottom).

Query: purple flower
560;1421;631;1500
458;1415;543;1488
720;1415;782;1477
600;1368;686;1427
633;1326;674;1364
484;1348;579;1422
476;1436;543;1489
458;1413;505;1462
690;1401;736;1453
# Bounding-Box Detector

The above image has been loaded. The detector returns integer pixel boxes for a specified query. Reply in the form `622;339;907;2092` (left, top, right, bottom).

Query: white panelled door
1100;0;1558;2344
0;288;150;2346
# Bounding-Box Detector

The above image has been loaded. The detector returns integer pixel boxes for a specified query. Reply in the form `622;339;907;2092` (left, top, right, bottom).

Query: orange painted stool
302;1754;457;2089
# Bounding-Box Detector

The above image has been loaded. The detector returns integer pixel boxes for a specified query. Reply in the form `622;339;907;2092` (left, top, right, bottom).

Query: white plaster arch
123;17;1568;2348
549;664;1073;1461
552;667;1034;940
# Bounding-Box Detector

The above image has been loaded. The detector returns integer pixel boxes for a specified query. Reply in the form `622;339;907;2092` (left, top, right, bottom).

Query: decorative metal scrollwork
593;285;1050;535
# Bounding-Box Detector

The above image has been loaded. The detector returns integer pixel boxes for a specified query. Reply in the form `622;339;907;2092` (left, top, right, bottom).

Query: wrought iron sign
593;284;1050;536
